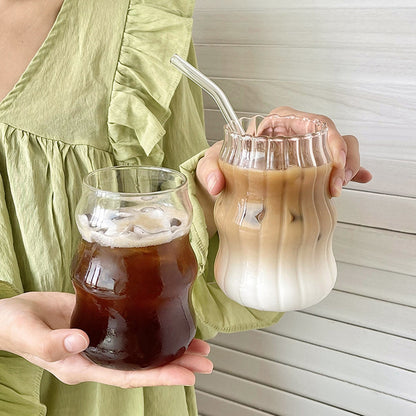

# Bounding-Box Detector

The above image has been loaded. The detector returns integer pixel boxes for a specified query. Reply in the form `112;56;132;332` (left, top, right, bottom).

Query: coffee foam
77;205;189;248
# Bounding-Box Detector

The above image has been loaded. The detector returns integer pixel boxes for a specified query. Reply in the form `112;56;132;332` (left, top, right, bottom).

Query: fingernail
201;369;214;374
200;363;214;374
64;334;88;353
333;177;343;197
338;150;346;168
207;173;217;194
344;169;353;184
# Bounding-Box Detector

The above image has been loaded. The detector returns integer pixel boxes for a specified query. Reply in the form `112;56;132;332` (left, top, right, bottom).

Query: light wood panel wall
192;1;416;415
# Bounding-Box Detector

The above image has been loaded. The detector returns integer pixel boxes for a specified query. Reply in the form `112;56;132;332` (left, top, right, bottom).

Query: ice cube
78;214;90;228
105;216;134;235
140;206;164;216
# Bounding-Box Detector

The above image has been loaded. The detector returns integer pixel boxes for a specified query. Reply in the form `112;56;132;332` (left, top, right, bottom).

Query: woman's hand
196;106;372;197
0;292;213;388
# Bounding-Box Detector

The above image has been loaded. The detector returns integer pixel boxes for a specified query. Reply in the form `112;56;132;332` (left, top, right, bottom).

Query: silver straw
170;54;245;135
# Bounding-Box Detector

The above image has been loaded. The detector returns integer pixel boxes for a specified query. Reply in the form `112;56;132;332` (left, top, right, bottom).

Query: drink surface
70;219;197;369
214;161;337;312
77;204;189;248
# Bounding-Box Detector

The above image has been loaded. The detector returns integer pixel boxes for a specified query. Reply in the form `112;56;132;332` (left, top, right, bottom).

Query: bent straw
170;54;245;135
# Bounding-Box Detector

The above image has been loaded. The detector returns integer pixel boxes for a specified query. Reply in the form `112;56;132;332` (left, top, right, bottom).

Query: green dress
0;0;282;414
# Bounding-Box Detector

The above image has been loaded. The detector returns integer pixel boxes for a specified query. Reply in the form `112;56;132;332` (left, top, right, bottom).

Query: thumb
14;317;89;362
63;330;90;354
36;329;89;361
196;141;225;196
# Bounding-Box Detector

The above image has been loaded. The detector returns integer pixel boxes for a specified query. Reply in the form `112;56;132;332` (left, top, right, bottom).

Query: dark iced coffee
70;167;197;369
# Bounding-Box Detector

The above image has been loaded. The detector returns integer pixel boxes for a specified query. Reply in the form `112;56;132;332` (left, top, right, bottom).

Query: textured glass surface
215;115;337;312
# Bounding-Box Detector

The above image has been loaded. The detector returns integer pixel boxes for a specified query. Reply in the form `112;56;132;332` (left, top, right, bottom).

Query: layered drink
214;115;337;311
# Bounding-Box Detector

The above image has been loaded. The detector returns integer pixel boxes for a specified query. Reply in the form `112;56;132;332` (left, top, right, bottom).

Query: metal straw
170;54;245;134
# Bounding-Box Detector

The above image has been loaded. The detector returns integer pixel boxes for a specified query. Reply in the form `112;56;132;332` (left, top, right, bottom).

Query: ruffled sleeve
107;0;283;340
108;0;194;166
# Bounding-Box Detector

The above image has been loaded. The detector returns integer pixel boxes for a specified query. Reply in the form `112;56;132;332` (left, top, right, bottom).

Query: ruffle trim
107;0;194;165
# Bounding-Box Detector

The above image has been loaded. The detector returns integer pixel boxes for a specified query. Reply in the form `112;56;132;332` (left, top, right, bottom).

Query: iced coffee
70;167;197;370
214;115;337;312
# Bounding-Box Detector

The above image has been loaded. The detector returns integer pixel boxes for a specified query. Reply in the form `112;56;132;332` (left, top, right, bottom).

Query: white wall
193;1;416;415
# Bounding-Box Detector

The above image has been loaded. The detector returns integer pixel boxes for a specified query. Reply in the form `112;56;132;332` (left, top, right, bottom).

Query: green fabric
0;0;282;415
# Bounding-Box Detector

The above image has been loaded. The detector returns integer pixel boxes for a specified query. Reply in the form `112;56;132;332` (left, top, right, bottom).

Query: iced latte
214;115;337;312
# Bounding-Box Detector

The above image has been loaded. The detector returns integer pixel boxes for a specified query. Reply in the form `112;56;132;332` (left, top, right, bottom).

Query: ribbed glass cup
214;114;337;312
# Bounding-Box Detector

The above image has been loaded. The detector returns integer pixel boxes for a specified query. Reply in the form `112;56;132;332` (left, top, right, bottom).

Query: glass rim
224;114;328;142
83;165;188;197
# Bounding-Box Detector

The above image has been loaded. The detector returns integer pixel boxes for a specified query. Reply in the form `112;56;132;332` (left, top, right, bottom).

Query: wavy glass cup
214;115;337;312
70;166;197;370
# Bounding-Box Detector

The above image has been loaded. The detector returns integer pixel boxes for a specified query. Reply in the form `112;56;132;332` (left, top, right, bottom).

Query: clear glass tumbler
70;166;197;369
214;115;337;312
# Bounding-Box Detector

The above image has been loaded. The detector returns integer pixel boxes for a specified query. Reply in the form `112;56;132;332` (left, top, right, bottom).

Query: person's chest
0;0;63;102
